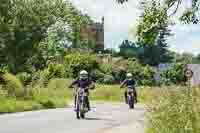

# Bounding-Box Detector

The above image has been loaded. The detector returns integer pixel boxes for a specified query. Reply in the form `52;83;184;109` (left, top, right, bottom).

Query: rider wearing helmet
120;73;137;103
69;70;95;111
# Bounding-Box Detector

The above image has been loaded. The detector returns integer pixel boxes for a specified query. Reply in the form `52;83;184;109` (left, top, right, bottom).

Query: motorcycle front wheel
128;95;134;109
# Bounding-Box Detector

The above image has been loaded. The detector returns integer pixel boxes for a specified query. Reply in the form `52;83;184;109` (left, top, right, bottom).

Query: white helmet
80;70;88;80
126;73;132;78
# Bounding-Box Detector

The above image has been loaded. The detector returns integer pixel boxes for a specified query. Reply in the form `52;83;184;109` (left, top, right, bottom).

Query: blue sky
71;0;200;55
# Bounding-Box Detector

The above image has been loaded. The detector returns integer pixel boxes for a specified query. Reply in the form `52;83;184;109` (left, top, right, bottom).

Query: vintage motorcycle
75;87;89;119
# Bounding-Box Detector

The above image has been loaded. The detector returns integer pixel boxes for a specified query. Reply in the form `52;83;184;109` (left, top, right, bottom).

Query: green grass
91;84;123;102
0;78;71;113
0;77;156;113
145;86;200;133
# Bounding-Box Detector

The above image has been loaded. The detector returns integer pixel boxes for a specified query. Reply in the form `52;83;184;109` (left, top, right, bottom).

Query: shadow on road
85;117;114;122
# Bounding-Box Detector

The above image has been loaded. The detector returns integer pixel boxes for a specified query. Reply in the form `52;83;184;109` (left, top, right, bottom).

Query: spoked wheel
80;112;85;119
80;99;86;119
76;104;80;119
76;111;80;119
128;95;134;109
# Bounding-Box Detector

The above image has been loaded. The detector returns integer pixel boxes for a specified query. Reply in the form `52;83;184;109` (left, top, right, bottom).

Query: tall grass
91;84;123;101
146;86;200;133
0;78;72;113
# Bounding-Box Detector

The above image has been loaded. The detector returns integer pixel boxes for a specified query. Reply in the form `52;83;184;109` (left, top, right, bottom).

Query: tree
38;19;73;63
132;1;173;66
117;0;200;24
136;0;169;46
0;0;91;73
174;52;200;63
119;40;138;58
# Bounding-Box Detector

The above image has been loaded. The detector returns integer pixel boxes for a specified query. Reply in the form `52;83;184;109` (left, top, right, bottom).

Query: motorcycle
75;87;89;119
127;86;135;109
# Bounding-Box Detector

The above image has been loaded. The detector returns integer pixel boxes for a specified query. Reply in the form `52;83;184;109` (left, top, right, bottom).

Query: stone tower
80;16;104;51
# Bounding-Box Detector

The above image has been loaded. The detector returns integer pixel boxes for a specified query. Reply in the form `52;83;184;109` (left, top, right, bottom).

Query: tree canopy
117;0;200;24
0;0;91;73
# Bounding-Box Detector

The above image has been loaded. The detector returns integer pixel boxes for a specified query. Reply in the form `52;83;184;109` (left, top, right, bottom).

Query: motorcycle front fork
74;95;90;110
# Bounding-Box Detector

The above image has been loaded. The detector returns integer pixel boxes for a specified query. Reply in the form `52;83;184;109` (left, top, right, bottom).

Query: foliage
16;72;32;86
136;0;169;46
147;87;200;133
0;98;43;113
161;63;186;85
39;19;73;61
37;63;66;86
99;64;113;74
0;0;91;74
137;44;173;66
1;73;24;97
119;40;138;58
117;0;200;24
64;52;98;78
173;52;200;64
127;60;155;86
102;75;115;84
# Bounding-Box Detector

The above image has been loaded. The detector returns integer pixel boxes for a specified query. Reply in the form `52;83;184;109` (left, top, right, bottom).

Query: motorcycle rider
120;73;137;104
69;70;95;111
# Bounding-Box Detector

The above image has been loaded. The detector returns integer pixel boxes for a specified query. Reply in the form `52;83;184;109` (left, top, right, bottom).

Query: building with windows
80;17;104;51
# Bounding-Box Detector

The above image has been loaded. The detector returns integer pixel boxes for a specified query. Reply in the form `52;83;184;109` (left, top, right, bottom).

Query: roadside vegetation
0;0;200;132
144;86;200;133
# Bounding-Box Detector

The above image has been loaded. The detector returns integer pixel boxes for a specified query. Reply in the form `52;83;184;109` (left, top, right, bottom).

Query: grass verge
145;86;200;133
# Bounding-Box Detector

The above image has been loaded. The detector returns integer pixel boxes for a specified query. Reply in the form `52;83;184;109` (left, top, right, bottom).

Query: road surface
0;103;146;133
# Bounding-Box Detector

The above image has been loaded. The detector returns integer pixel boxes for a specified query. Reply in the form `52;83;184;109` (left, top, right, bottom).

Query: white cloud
168;24;200;55
70;0;140;48
70;0;200;55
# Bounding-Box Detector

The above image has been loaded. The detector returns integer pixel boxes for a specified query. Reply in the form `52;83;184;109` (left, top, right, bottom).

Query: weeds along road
0;103;146;133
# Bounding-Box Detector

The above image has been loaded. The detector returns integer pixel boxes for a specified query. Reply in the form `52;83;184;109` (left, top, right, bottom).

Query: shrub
38;98;56;109
161;63;186;85
92;70;105;83
128;60;155;86
141;65;155;85
99;64;112;74
1;73;24;97
102;75;115;84
37;63;66;86
64;52;98;78
16;72;32;86
48;63;66;78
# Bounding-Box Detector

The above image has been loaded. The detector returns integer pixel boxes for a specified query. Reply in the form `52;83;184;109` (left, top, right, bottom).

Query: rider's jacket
70;78;92;88
121;79;136;89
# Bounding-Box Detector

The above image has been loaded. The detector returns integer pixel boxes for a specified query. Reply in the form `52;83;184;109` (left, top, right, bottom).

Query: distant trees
119;40;138;58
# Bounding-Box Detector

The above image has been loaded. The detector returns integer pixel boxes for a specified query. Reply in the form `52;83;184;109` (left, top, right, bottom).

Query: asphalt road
0;103;146;133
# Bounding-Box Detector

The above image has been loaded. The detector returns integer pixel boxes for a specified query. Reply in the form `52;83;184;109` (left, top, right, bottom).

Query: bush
37;63;66;86
161;63;186;85
92;70;105;83
102;75;115;84
16;72;32;86
37;97;56;109
128;60;155;86
64;52;98;78
1;73;24;97
99;64;112;74
48;63;66;78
